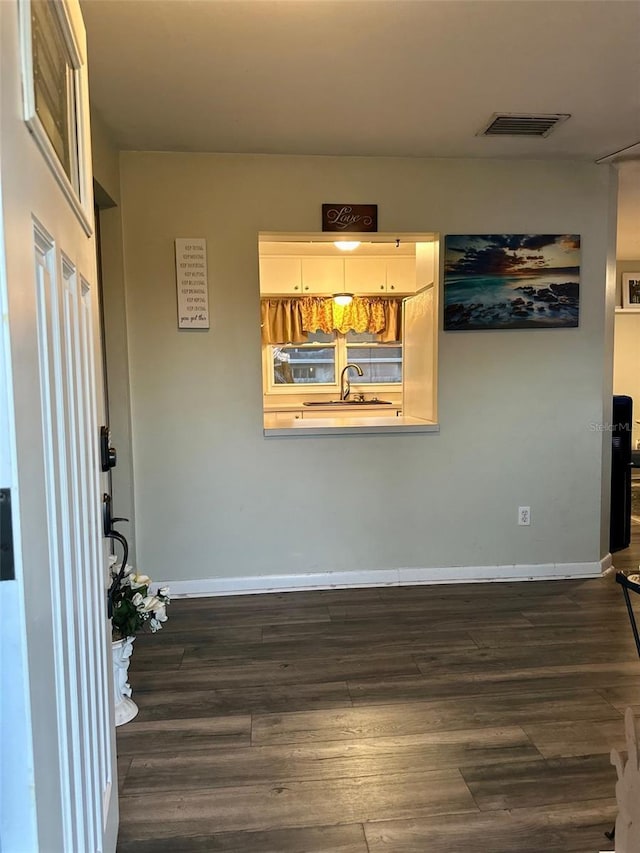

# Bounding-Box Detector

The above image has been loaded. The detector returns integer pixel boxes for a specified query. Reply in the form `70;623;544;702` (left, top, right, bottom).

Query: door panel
0;0;117;850
34;228;114;851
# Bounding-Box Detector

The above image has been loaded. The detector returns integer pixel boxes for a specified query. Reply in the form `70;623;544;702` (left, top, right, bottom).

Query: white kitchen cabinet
386;257;416;293
301;257;344;294
259;257;303;294
344;257;416;294
272;410;302;423
261;253;417;296
402;287;435;422
301;405;401;419
416;241;436;290
344;258;386;294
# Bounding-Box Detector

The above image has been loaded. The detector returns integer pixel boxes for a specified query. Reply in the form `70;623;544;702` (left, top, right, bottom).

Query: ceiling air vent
479;113;570;138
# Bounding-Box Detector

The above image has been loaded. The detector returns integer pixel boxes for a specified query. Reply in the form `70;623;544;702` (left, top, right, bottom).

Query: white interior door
0;1;117;851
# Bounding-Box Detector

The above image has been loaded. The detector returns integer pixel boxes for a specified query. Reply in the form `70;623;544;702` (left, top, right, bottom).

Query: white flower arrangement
109;557;170;641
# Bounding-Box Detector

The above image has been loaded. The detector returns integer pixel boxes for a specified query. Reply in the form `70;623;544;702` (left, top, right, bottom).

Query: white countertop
264;413;439;436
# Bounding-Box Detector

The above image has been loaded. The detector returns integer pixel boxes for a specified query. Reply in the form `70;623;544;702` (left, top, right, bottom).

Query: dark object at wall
0;489;14;581
610;395;633;553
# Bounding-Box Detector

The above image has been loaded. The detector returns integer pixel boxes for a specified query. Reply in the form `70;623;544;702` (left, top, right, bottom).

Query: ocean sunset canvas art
443;234;580;330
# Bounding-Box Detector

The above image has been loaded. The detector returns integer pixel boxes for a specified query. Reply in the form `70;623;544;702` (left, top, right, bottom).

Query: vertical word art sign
175;238;210;329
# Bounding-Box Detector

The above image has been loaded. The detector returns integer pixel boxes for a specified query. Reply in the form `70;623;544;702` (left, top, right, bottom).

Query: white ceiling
81;0;640;255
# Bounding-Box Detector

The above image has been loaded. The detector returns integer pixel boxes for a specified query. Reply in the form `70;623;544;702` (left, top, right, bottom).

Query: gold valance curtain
261;296;402;345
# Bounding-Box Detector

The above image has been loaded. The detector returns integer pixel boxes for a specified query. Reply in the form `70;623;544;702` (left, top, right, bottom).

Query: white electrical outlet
518;506;531;526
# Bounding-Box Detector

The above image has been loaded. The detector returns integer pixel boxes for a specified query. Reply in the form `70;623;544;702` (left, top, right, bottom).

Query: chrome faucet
340;363;364;401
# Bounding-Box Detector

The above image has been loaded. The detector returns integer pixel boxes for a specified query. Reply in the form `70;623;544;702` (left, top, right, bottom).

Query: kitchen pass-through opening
258;232;440;435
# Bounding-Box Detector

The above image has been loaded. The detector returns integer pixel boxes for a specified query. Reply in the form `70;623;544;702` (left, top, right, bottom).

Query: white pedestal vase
112;636;138;726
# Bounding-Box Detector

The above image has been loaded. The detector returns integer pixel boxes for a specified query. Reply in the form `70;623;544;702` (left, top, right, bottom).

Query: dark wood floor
116;534;640;852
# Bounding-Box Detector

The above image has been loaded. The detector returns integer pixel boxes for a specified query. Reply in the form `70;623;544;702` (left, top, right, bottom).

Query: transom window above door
31;0;77;186
19;0;93;234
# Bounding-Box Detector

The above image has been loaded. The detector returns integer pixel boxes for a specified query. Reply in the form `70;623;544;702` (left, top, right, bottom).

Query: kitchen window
272;332;336;385
345;331;402;383
266;330;402;392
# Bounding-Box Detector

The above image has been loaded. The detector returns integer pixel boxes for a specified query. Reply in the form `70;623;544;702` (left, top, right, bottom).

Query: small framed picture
622;273;640;310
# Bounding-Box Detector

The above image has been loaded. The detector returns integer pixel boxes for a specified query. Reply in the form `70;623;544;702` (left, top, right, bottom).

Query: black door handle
103;493;130;618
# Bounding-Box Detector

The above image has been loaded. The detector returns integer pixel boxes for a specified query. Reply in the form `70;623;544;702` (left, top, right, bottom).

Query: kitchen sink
303;400;392;406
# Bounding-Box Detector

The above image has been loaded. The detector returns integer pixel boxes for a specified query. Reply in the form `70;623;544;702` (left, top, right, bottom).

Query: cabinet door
301;258;344;294
301;406;400;419
274;411;302;423
344;258;387;294
259;257;302;294
386;257;416;294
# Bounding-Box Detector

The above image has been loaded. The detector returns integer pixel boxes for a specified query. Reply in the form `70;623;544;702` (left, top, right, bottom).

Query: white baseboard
600;552;614;575
157;559;606;599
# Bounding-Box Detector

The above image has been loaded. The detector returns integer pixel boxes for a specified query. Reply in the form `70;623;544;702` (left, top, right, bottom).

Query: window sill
263;414;439;436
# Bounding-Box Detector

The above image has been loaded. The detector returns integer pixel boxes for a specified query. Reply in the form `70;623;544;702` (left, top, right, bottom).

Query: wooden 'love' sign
322;204;378;232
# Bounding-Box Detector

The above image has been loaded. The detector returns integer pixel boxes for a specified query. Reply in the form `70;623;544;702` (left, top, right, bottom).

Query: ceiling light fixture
333;241;361;251
333;293;354;306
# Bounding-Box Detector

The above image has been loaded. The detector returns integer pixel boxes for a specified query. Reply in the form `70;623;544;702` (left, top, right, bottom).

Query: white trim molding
601;552;614;574
157;559;608;599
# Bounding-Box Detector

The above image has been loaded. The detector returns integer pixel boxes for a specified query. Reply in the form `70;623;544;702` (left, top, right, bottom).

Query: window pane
306;330;334;343
272;346;336;384
346;346;402;383
31;0;76;184
345;331;376;343
346;330;401;344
